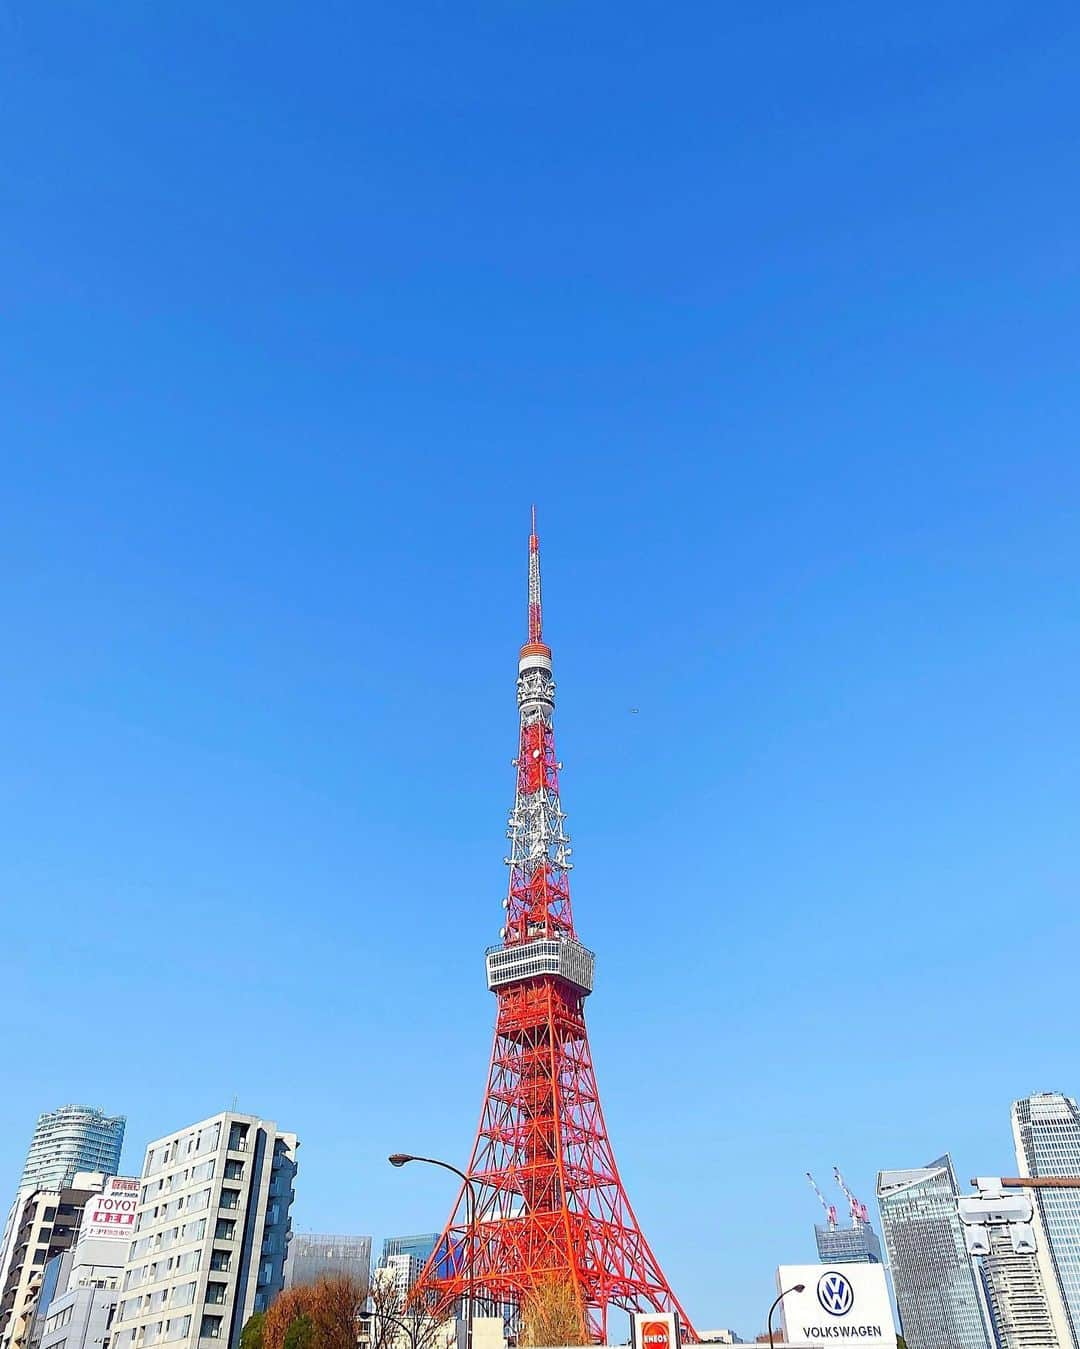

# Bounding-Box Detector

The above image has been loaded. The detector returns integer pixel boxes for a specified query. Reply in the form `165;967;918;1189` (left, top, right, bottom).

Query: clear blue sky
3;0;1080;1336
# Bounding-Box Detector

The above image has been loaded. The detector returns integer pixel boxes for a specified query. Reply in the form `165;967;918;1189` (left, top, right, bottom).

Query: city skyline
5;3;1080;1337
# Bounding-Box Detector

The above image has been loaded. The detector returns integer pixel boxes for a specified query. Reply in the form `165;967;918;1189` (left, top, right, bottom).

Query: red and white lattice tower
414;510;695;1343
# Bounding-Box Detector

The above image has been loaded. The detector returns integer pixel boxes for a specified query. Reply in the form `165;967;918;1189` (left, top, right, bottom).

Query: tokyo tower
414;511;695;1343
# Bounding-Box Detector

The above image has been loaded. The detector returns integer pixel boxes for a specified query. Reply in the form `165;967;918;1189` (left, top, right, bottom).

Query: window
200;1314;223;1339
215;1219;236;1241
205;1281;227;1305
209;1249;231;1272
219;1189;240;1211
42;1207;57;1222
32;1247;47;1263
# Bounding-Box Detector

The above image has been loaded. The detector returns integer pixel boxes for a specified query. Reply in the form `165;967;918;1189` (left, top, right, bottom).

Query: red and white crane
834;1166;870;1227
806;1172;838;1230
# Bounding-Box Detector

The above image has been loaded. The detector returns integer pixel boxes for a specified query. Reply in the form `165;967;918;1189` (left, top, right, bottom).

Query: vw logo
817;1271;854;1317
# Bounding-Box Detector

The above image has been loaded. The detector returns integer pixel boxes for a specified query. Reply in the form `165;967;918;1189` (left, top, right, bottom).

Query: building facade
112;1111;298;1349
379;1234;440;1269
876;1155;993;1349
0;1176;107;1349
375;1254;420;1302
284;1233;371;1289
1013;1093;1080;1349
39;1283;120;1349
19;1108;125;1192
814;1223;882;1264
980;1221;1061;1349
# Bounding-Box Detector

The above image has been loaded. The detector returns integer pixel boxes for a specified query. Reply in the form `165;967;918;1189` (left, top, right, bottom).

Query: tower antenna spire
527;504;543;645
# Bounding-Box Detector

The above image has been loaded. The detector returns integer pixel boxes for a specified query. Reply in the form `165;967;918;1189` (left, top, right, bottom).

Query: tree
517;1274;588;1347
367;1268;454;1349
283;1316;315;1349
263;1277;367;1349
240;1312;266;1349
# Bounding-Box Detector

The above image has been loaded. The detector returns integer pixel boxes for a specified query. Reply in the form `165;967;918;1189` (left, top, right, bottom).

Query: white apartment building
112;1112;297;1349
980;1222;1061;1349
376;1252;421;1301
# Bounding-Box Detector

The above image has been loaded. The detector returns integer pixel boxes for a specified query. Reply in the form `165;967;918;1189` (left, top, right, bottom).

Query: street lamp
388;1154;477;1349
767;1284;805;1349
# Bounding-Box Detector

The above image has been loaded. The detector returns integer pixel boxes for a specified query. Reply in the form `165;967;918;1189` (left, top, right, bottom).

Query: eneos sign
632;1312;680;1349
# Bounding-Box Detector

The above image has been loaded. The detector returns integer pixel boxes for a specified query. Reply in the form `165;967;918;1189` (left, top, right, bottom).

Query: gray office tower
286;1234;371;1289
19;1106;125;1190
815;1221;882;1264
877;1155;993;1349
1013;1093;1080;1349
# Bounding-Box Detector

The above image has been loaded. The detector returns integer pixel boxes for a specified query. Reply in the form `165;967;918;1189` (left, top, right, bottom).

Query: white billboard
79;1176;140;1245
777;1264;895;1345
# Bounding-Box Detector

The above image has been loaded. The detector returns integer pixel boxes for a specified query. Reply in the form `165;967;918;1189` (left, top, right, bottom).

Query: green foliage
283;1314;315;1349
240;1312;266;1349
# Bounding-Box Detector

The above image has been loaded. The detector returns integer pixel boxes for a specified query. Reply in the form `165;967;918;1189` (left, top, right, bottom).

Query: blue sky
3;0;1080;1335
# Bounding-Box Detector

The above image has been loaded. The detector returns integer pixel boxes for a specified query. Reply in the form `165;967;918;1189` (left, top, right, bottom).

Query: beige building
0;1174;108;1349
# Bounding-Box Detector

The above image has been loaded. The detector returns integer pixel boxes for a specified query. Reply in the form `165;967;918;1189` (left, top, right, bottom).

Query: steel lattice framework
413;511;695;1343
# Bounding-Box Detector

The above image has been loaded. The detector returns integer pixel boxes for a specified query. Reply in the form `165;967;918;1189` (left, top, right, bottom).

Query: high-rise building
112;1111;298;1349
380;1234;439;1269
979;1221;1061;1349
814;1223;882;1264
1013;1093;1080;1349
285;1233;371;1289
19;1108;125;1191
377;1253;421;1301
0;1174;109;1349
876;1154;994;1349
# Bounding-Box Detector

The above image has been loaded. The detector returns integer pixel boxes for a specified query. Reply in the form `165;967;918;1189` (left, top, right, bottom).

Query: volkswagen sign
817;1272;854;1317
777;1264;896;1346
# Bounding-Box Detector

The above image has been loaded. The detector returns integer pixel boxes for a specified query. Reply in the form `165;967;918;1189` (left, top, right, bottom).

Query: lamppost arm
388;1154;478;1349
768;1284;805;1349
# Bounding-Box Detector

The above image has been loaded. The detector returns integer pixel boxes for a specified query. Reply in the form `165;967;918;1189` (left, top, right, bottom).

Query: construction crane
806;1172;838;1229
834;1166;870;1227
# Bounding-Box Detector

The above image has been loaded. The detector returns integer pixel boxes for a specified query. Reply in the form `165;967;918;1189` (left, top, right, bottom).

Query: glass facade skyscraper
1013;1093;1080;1349
19;1105;125;1190
379;1233;440;1267
815;1223;883;1264
877;1154;993;1349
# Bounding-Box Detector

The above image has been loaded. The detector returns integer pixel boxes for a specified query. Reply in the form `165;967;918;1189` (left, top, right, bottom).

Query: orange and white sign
632;1312;680;1349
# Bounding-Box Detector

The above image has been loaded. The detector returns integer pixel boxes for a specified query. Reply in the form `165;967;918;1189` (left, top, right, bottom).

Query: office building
1013;1093;1080;1349
375;1254;420;1302
112;1111;298;1349
19;1108;125;1192
24;1177;138;1349
379;1234;439;1269
877;1154;993;1349
814;1223;882;1264
0;1175;108;1349
979;1221;1061;1349
285;1233;371;1289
